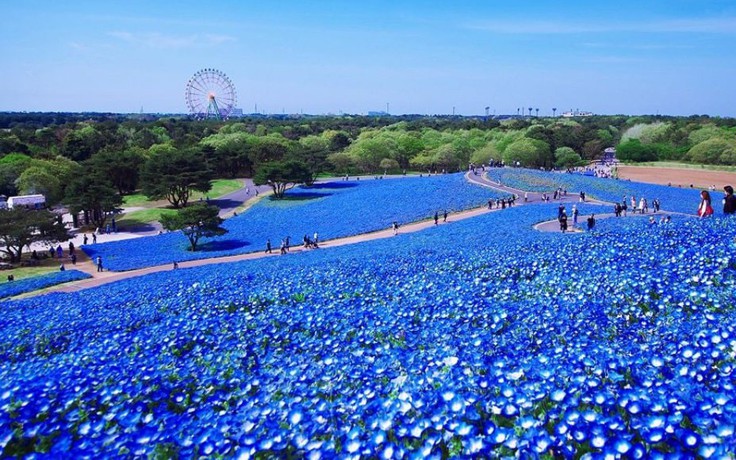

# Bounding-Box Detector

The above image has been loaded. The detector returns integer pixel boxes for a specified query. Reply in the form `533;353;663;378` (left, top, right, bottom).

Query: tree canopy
253;161;313;199
140;147;213;208
160;203;227;251
0;208;70;263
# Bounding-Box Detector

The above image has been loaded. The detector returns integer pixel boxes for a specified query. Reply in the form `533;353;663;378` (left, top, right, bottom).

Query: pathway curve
21;171;678;298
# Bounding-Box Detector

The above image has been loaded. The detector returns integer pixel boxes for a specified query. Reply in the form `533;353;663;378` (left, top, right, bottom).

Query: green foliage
160;203;227;251
0;208;70;263
554;147;584;168
140;147;213;208
87;147;145;195
687;138;736;165
615;139;659;162
503;138;552;167
253;161;313;199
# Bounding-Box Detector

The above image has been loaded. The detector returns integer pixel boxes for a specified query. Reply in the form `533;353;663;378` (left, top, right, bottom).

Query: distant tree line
0;112;734;217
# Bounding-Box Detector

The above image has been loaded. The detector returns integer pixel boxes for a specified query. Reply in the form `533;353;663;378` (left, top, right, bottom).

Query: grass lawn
118;179;244;228
116;208;176;228
123;179;244;208
3;258;69;281
190;179;243;201
621;161;736;172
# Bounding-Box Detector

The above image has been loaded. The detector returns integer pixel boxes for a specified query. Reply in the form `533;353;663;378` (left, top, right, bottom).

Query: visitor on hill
111;218;117;233
434;212;439;225
653;198;660;213
92;233;97;244
7;274;13;282
392;221;399;236
587;214;596;231
639;197;646;214
698;190;714;218
579;191;586;202
443;210;448;222
173;261;179;269
488;199;493;210
56;245;63;259
313;232;319;245
83;234;88;245
49;247;55;259
71;253;77;265
265;239;272;254
621;198;628;217
68;241;75;256
524;192;528;202
96;256;103;272
558;204;565;219
572;205;579;226
285;236;291;252
723;185;736;214
280;239;287;255
559;211;568;233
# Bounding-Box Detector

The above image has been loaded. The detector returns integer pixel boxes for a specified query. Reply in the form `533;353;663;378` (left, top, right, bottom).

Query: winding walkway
22;172;669;298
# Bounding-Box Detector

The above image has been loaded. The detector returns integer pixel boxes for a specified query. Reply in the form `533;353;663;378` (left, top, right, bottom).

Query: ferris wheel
185;68;238;119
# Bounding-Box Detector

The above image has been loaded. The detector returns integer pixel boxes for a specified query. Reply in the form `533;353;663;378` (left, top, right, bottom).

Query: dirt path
616;165;736;190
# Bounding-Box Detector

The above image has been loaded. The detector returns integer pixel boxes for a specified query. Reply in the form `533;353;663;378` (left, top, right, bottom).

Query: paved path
19;171;684;298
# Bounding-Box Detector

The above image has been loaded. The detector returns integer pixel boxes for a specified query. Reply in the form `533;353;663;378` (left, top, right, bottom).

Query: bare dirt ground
616;165;736;189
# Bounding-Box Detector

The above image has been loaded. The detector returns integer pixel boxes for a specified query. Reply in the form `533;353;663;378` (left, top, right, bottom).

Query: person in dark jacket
723;185;736;215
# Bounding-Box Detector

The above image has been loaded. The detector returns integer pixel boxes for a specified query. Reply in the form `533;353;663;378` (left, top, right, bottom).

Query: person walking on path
443;210;448;223
572;205;579;227
559;211;568;233
265;239;272;254
723;185;736;215
587;214;596;230
56;245;63;259
83;234;88;245
71;253;77;265
92;233;97;244
434;212;439;225
96;256;103;272
698;190;714;218
392;221;399;236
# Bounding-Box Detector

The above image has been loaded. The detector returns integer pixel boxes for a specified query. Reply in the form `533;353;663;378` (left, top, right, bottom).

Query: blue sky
1;0;735;116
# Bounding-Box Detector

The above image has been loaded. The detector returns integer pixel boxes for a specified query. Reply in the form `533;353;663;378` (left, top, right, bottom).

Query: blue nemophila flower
2;190;736;456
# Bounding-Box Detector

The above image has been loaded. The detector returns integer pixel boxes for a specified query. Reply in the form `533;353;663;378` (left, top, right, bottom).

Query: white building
7;194;46;210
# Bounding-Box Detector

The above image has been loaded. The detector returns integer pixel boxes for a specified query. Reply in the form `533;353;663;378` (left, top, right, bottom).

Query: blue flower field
0;270;91;301
2;180;735;457
486;168;700;214
83;174;507;271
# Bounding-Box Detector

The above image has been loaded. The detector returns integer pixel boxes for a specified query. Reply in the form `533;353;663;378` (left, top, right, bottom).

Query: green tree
327;151;354;174
687;138;736;165
87;147;145;195
616;139;658;162
17;166;63;204
554;147;584;168
0;153;33;196
503;138;552;167
379;158;400;174
160;204;227;252
140;147;213;208
0;208;70;263
64;171;123;228
253;161;313;199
